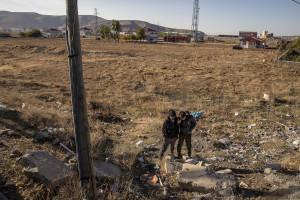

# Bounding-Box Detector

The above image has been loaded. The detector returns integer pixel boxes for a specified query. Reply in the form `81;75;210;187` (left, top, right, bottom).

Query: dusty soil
0;37;300;199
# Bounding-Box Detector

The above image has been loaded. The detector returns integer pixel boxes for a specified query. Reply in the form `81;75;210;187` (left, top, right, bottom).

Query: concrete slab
178;164;238;195
265;164;281;171
17;151;74;186
94;160;122;179
165;161;183;174
185;158;199;165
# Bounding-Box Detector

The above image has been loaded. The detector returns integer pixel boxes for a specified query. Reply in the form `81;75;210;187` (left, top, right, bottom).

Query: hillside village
1;2;300;200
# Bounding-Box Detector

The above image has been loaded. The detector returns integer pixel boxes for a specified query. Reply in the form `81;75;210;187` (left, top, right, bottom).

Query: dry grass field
0;37;300;199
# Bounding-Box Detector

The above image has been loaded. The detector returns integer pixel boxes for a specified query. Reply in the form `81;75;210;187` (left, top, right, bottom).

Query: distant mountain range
0;11;195;33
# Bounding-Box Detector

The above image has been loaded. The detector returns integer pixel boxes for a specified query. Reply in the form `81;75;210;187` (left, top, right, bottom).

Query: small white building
80;27;92;36
144;27;158;43
43;28;62;38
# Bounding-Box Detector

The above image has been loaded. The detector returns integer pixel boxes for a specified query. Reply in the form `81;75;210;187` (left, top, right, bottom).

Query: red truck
164;36;190;43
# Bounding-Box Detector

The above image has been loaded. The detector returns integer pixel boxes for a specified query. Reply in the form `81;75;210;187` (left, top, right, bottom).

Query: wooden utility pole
65;0;97;199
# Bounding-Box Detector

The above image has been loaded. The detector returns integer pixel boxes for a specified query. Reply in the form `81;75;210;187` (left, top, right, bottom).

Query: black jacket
179;115;197;134
162;117;179;138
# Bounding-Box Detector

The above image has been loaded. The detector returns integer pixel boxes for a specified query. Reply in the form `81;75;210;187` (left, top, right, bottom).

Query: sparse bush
99;25;111;40
280;37;300;62
26;29;42;37
130;34;136;41
136;27;145;41
18;32;27;37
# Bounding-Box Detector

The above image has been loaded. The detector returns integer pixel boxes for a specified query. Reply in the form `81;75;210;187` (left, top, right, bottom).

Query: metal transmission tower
94;8;99;32
191;0;200;42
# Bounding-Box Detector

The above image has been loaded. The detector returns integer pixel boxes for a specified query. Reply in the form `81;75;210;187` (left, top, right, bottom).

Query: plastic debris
293;140;300;145
136;141;144;148
211;157;224;161
192;111;204;119
0;105;6;111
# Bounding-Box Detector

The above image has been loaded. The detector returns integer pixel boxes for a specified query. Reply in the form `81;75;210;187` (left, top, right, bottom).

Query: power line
292;0;300;4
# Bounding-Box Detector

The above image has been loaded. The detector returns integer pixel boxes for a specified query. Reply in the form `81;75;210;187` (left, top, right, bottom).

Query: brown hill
0;11;192;33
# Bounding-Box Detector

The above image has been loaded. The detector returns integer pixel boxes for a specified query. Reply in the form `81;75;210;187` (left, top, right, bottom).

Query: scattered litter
116;132;125;137
136;141;144;148
192;111;204;119
22;103;25;109
235;112;240;116
140;174;149;182
293;140;300;145
59;143;76;156
34;131;49;140
239;181;249;188
248;124;256;130
211;157;224;161
52;138;60;145
151;175;159;183
263;93;275;102
0;105;6;111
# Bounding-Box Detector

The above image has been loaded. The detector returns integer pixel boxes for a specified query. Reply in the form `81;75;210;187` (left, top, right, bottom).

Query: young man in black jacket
160;109;179;159
176;111;197;159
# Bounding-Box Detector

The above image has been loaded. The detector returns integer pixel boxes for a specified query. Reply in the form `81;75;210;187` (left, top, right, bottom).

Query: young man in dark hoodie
160;109;179;159
176;111;197;159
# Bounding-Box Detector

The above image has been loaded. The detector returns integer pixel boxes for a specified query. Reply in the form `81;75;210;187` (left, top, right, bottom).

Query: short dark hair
169;109;176;116
179;111;186;118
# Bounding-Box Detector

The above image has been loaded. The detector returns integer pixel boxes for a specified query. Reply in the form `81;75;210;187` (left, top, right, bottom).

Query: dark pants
177;133;192;157
160;137;177;158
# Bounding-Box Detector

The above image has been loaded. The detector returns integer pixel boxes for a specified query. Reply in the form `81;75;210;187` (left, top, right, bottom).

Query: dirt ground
0;37;300;199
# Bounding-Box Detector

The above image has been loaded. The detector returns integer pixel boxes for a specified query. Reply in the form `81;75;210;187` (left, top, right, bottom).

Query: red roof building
239;36;265;48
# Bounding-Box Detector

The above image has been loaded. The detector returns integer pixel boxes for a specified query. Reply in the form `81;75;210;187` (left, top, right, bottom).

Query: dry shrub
281;152;300;171
90;131;114;160
52;176;81;200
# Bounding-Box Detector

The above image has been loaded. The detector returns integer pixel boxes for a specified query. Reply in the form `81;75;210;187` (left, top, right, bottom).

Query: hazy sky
1;0;300;36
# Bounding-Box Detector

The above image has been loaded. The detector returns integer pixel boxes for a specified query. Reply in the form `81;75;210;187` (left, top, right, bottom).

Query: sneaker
175;155;182;159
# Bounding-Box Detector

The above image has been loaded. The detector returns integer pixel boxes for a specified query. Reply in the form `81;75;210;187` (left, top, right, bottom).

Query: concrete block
178;164;238;195
265;164;281;171
17;151;74;186
165;161;183;174
94;160;122;179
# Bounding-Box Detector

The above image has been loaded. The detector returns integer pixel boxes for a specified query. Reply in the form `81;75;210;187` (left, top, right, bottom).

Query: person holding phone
160;109;179;160
176;111;197;159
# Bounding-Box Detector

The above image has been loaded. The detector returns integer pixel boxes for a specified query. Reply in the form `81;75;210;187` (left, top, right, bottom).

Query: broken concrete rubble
9;150;22;158
165;161;183;174
17;151;74;186
184;158;199;165
178;164;238;196
265;164;281;171
94;160;122;179
216;169;233;174
34;131;48;140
